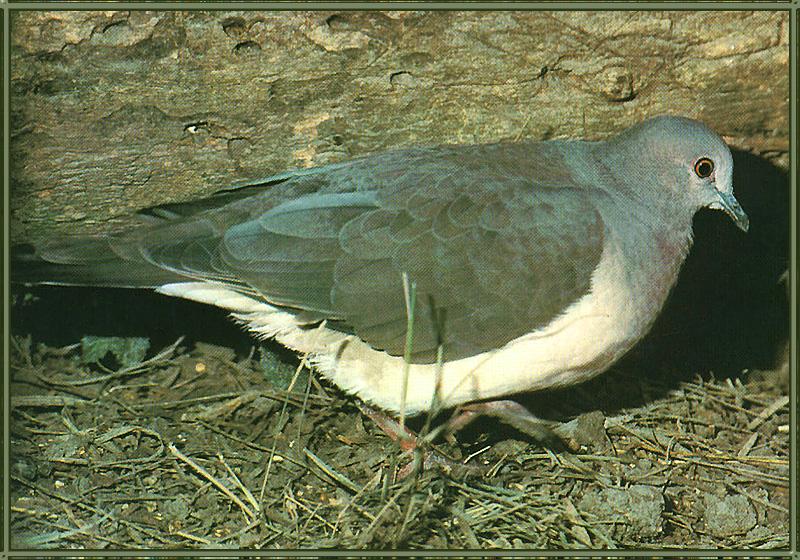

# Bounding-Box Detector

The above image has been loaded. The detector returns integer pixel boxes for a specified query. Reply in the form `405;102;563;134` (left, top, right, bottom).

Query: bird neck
585;140;697;313
607;191;696;325
589;140;698;235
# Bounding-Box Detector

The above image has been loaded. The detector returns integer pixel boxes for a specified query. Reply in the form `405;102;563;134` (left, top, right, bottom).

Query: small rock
578;484;664;538
81;335;150;368
572;410;610;450
704;494;757;537
557;410;611;452
390;71;417;88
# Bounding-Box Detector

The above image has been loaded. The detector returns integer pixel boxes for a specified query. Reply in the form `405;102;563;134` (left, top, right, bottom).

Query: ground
9;292;789;550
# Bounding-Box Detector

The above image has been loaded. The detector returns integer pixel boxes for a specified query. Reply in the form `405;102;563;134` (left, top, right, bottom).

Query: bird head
605;115;749;233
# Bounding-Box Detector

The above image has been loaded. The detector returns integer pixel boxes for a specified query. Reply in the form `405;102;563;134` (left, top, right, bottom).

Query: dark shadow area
642;148;790;376
11;285;262;358
512;148;790;425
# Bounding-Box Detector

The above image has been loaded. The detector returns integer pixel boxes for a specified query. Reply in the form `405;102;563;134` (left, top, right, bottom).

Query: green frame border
2;2;795;557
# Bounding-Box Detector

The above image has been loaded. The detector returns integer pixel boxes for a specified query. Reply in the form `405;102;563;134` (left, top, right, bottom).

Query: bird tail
12;237;184;288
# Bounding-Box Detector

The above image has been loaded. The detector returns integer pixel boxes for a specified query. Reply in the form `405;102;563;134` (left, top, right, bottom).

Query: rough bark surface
10;10;789;242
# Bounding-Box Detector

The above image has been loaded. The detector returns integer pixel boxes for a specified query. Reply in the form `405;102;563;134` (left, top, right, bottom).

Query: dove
14;115;748;418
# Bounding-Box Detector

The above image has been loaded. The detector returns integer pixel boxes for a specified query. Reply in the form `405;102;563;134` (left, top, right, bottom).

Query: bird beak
710;190;749;232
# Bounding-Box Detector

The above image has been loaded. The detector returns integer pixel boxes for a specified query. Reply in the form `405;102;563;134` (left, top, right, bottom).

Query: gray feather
17;141;606;362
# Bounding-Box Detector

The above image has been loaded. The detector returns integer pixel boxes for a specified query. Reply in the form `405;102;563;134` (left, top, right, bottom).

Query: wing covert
122;142;607;363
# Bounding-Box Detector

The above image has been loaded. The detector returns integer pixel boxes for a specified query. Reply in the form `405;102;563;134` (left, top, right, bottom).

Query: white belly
156;235;680;415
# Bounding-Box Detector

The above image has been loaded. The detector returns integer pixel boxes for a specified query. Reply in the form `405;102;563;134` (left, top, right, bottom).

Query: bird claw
357;399;579;480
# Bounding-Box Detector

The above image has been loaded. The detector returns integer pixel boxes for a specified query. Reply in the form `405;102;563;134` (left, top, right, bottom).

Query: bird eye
694;157;714;178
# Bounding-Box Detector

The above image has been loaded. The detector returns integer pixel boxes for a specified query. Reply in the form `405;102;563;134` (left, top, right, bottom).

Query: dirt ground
8;294;790;550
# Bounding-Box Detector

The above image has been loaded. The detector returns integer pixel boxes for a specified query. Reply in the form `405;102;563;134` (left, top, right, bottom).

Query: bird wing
22;142;606;363
141;142;606;362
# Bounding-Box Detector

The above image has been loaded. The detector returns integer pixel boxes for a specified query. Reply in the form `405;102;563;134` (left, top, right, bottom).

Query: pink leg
356;402;418;451
447;400;573;448
357;399;574;477
356;402;483;478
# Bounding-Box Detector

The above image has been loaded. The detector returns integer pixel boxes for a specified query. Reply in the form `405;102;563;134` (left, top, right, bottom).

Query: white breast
156;231;685;416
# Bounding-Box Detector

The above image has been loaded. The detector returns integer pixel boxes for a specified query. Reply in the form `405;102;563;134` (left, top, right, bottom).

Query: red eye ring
694;157;715;178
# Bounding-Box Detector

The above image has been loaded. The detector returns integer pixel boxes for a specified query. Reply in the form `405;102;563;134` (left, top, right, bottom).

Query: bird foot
445;399;579;451
356;398;580;479
449;400;558;439
356;402;484;479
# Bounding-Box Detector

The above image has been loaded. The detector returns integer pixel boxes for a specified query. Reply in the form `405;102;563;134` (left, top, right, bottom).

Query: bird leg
356;402;484;478
445;400;560;440
356;401;418;451
356;399;576;478
441;400;580;451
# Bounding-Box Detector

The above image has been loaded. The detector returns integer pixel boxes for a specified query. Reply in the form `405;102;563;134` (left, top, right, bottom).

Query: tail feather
12;238;184;288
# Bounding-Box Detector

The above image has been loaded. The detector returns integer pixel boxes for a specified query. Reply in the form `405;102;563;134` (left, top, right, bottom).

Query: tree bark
10;10;789;242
